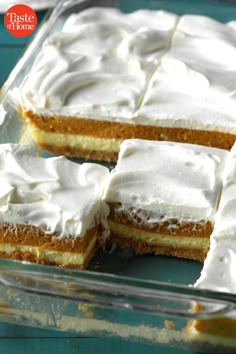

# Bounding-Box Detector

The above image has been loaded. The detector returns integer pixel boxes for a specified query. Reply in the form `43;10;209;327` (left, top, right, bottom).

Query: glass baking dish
1;0;236;352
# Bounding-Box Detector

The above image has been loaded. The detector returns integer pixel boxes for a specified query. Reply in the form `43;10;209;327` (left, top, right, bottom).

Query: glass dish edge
0;0;236;323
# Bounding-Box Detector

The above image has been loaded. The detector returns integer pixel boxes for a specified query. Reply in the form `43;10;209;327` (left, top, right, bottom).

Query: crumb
164;320;175;329
192;303;203;313
78;304;89;312
85;312;94;319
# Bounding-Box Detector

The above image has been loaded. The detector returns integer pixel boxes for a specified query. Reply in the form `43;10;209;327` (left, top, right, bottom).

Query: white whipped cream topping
195;238;236;294
195;143;236;293
137;15;236;132
0;144;109;238
18;8;178;120
104;139;228;224
17;8;236;134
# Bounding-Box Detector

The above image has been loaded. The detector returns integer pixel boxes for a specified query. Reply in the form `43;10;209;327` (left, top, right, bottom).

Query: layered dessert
188;143;236;347
0;144;109;268
1;139;236;346
16;8;236;161
17;8;178;161
104;139;228;262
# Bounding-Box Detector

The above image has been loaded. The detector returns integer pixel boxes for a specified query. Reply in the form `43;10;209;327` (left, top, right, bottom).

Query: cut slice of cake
187;142;236;346
14;8;236;161
0;144;109;268
195;140;236;289
104;139;228;262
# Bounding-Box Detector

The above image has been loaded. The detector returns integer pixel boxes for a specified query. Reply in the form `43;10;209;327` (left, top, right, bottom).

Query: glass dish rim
1;258;236;320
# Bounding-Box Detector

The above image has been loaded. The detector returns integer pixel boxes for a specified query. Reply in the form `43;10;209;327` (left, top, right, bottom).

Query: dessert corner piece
18;8;179;161
104;139;228;262
0;144;109;269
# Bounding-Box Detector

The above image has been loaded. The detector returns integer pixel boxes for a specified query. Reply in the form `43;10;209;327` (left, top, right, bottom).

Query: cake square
104;139;228;262
137;15;236;150
0;144;109;268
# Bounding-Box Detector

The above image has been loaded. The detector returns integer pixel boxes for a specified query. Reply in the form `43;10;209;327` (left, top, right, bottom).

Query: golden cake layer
0;224;97;269
104;140;227;263
108;204;212;262
0;144;109;269
25;113;236;161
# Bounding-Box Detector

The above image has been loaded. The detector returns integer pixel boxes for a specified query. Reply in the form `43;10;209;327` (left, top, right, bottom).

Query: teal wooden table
1;1;236;353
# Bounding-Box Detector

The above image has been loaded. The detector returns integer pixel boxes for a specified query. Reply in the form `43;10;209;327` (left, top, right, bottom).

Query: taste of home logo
4;4;37;38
